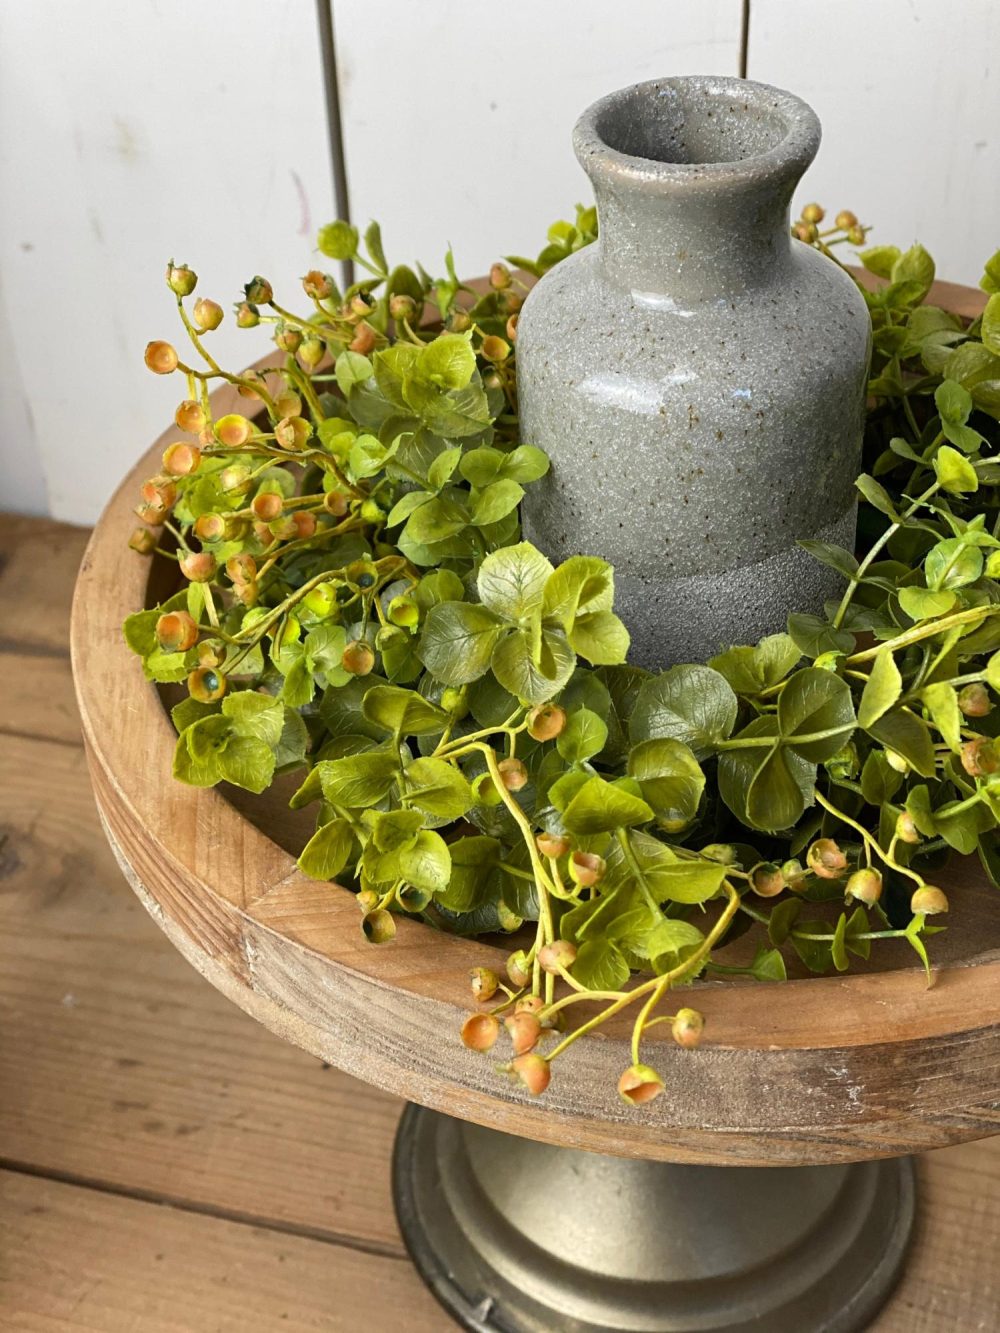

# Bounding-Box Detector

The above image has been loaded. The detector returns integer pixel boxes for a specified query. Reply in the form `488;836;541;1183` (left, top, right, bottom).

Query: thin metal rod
314;0;354;288
739;0;751;79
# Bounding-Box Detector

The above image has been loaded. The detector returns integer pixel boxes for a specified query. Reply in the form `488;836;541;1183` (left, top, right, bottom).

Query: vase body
517;76;871;668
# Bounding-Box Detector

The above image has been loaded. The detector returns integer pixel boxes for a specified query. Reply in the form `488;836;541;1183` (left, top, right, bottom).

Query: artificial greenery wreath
125;203;1000;1103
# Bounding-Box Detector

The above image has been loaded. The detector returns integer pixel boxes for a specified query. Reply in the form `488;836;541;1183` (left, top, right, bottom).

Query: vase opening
594;84;792;168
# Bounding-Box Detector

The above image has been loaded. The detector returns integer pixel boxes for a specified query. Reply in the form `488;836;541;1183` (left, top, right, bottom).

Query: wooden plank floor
1;511;999;1331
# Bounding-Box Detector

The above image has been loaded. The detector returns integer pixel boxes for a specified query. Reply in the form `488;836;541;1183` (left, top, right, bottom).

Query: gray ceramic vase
517;76;871;668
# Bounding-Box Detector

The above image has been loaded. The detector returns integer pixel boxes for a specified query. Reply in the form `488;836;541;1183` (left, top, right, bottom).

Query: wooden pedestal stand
72;281;1000;1331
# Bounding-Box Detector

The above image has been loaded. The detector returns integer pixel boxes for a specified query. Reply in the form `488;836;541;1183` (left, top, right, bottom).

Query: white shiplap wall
748;0;1000;288
1;0;997;523
333;0;744;280
0;0;334;523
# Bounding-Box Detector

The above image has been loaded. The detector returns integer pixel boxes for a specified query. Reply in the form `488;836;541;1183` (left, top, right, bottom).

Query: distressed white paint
0;284;46;515
0;0;334;525
333;0;744;281
747;0;1000;288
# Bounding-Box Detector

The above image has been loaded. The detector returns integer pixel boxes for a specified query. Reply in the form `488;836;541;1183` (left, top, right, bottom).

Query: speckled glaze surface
518;76;871;667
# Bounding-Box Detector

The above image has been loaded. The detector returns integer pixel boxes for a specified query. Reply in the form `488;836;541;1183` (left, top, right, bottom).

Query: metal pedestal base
392;1106;916;1333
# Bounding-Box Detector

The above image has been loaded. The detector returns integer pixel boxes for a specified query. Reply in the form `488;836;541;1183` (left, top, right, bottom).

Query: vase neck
573;76;821;304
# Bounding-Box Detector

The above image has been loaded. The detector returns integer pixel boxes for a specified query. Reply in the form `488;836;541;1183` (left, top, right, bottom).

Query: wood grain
0;1171;443;1333
0;732;405;1253
5;512;1000;1329
71;282;1000;1168
0;515;89;655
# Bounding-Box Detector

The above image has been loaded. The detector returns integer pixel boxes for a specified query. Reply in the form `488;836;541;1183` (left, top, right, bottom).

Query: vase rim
573;76;821;194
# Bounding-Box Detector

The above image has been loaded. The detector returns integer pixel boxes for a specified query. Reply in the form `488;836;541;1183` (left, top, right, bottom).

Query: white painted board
747;0;1000;288
333;0;744;281
0;0;335;525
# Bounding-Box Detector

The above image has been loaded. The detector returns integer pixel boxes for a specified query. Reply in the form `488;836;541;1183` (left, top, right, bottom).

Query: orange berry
274;416;311;450
155;610;198;652
179;551;217;583
292;511;317;539
536;832;570;859
175;399;207;434
750;861;785;898
806;838;847;879
349;322;376;355
145;340;178;374
846;868;883;906
671;1007;704;1049
511;1053;550;1096
187;666;226;703
193;298;223;331
538;940;576;974
251;492;283;522
162;441;201;476
569;851;606;888
527;703;567;742
618;1063;665;1105
193;513;226;543
128;527;156;553
910;885;949;916
497;757;528;791
342;640;376;676
461;1013;499;1052
302;269;335;300
505;1012;542;1056
215;414;253;448
469;967;499;1002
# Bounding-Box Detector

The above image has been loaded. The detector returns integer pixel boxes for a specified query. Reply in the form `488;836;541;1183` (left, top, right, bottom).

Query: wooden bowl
72;280;1000;1168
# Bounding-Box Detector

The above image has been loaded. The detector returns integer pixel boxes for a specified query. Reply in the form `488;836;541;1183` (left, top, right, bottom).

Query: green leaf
855;473;899;521
717;719;815;833
921;681;962;752
983;293;1000;357
363;219;387;273
767;897;801;946
122;609;159;657
860;749;904;805
317;748;400;807
404;756;474;819
418;602;505;685
898;586;957;621
568;611;631;666
933;445;979;494
612;829;728;905
925;539;983;591
542;555;614;630
981;250;1000;296
334;350;373;396
491;626;575;705
362;684;448;736
217;734;276;793
798;540;859;580
417;333;476;391
629;665;738;758
470;479;524;527
478;542;554;620
298;818;354;880
172;730;223;787
627;738;704;831
437;836;500;912
787;612;855;659
750;946;787;982
371;809;423;853
859;245;901;280
556;707;608;763
645;917;705;973
561;775;654;834
904;914;933;983
498;444;549;483
427;446;463;491
891;243;934;298
858;651;902;730
398;829;452;893
935;378;973;426
317;220;358;260
571;939;630;992
709;633;801;696
778;667;856;762
791;920;834;974
222;691;284;747
831;913;849;972
866;709;937;777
